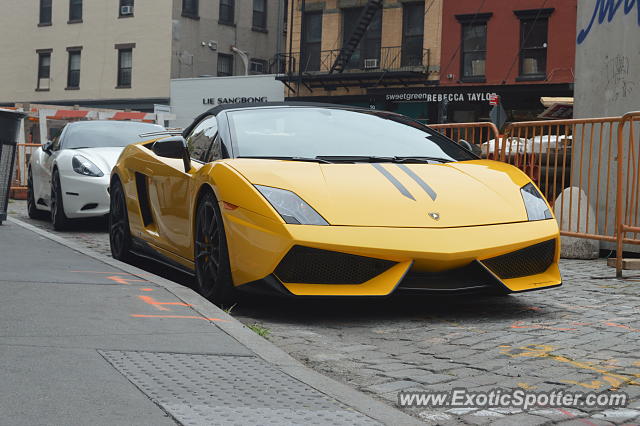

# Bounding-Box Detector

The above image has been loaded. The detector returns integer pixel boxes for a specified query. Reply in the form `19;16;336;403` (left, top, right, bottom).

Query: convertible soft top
182;101;369;137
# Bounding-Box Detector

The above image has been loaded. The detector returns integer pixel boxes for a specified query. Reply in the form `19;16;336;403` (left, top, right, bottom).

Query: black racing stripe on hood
371;163;416;201
396;164;438;201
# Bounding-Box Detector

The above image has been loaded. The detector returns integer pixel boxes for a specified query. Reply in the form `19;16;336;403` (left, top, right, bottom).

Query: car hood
72;147;124;176
225;159;532;228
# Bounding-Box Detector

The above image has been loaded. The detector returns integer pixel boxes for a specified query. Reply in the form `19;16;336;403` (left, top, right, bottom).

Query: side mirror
42;141;53;155
152;136;191;173
459;139;473;152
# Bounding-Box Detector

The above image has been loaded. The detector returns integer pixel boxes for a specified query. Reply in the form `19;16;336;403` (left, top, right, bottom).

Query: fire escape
328;0;383;74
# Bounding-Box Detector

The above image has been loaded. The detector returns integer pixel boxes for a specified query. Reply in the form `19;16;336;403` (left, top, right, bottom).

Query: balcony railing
270;46;430;76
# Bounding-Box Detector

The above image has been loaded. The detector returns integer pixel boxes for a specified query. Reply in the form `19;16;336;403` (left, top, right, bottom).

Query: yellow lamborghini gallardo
109;103;561;304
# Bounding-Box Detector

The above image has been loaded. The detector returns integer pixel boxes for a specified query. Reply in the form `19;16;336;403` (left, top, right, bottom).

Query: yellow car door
146;116;220;261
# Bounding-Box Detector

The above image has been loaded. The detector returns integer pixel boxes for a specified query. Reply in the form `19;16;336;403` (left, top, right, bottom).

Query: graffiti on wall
577;0;640;44
605;55;636;101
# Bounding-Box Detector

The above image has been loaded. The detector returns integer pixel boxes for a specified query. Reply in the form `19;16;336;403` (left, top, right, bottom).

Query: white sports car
28;120;164;229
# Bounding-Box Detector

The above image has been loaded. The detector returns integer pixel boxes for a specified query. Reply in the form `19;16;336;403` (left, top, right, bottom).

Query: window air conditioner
121;5;134;15
364;58;379;69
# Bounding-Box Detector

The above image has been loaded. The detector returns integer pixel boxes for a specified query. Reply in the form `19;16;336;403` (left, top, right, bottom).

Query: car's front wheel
27;168;47;220
50;169;70;230
109;178;133;262
194;190;235;306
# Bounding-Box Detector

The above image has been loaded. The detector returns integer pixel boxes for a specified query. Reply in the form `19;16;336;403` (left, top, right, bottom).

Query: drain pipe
231;46;249;76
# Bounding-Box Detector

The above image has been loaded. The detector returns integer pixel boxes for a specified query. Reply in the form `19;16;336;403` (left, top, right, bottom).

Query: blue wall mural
577;0;640;44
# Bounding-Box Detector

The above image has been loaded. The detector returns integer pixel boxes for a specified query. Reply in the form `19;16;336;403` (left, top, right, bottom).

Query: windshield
63;121;165;149
227;108;475;162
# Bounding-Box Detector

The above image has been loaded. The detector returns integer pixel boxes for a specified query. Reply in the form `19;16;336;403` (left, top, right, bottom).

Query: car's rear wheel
50;169;70;230
27;168;47;220
109;178;133;262
194;190;234;306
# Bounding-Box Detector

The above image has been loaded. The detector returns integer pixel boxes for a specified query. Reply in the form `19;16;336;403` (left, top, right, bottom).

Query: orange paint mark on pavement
556;408;598;425
138;295;191;311
72;270;152;277
131;314;227;322
140;288;154;292
604;322;640;332
106;275;148;285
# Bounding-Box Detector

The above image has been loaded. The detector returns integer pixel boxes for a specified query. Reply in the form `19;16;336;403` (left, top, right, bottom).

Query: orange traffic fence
431;115;640;277
430;122;500;148
11;143;40;191
615;112;640;276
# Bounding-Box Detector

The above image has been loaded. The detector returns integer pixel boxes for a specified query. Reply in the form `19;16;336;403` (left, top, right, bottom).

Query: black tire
27;168;47;220
109;178;133;262
50;169;70;230
194;190;235;306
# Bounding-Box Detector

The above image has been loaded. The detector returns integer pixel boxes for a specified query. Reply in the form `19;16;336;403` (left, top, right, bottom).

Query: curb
8;216;423;426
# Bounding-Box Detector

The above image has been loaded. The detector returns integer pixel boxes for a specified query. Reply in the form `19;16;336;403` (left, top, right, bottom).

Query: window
69;0;82;22
461;23;487;79
402;3;424;67
67;49;81;89
117;47;133;87
39;0;52;25
252;0;267;30
217;53;233;76
342;7;381;70
515;9;553;79
186;116;224;162
182;0;199;18
456;13;491;81
300;12;322;72
219;0;234;24
37;50;52;90
250;59;268;74
119;0;134;16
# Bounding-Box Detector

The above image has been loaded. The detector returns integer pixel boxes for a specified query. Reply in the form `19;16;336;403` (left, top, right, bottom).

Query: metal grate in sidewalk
99;350;379;426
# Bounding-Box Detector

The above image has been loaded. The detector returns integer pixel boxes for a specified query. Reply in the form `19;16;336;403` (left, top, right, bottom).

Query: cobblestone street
8;199;640;425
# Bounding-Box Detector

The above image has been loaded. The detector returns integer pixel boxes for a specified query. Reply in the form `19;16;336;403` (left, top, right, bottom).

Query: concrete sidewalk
0;219;419;426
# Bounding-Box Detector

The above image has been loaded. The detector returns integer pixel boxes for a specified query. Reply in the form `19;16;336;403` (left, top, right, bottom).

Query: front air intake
274;245;396;284
481;239;556;279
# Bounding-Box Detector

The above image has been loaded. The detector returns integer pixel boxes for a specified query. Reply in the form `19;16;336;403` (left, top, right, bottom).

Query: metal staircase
329;0;383;74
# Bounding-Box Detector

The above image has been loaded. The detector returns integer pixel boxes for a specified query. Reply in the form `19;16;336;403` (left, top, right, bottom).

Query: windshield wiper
238;156;333;164
315;155;452;164
392;156;453;164
316;156;395;163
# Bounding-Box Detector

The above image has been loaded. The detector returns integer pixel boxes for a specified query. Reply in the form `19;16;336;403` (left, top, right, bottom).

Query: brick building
278;0;576;124
437;0;577;123
278;0;442;119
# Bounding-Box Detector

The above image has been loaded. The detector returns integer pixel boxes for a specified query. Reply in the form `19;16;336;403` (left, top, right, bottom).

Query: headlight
521;183;552;221
255;185;328;225
72;155;104;177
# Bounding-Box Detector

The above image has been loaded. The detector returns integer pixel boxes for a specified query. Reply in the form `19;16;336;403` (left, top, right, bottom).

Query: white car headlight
72;155;104;177
255;185;328;225
521;183;552;221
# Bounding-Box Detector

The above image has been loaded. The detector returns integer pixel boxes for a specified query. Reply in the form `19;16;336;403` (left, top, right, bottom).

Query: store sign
203;96;268;105
385;92;498;103
170;75;284;128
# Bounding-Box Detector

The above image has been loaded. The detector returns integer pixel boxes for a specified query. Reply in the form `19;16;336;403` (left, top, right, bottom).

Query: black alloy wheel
50;169;70;230
194;190;234;306
109;178;133;262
